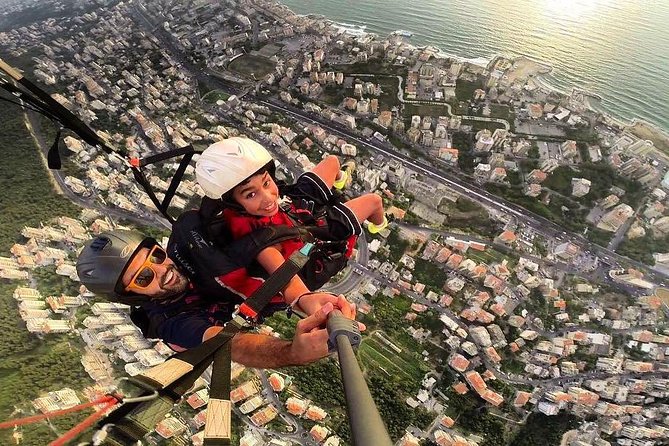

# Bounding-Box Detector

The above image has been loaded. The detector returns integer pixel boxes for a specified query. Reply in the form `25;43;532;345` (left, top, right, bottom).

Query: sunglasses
125;245;167;291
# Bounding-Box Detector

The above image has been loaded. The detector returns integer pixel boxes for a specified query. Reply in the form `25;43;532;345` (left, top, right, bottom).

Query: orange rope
0;395;118;430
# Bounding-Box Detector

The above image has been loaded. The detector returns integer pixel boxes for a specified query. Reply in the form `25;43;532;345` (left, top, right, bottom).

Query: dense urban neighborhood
3;0;669;445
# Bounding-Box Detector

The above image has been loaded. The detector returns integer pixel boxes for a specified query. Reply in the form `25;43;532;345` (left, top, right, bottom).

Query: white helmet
196;137;274;199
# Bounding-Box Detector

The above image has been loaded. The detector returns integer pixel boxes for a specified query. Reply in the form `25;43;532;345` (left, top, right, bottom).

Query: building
524;183;542;197
268;373;285;392
250;405;278;427
527;169;548;184
378;111;392;128
474;163;491;182
230;380;261;403
286;397;309;416
540;159;559;173
495;230;517;245
609;269;654;289
561;140;578;159
489;167;507;182
449;354;470;373
475;130;494;152
652;216;669;235
571;178;591;197
528;103;543;119
597;204;634;232
599;194;620;210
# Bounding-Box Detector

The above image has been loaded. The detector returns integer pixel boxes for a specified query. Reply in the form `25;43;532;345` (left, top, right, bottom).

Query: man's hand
288;302;334;365
213;301;365;368
297;292;357;320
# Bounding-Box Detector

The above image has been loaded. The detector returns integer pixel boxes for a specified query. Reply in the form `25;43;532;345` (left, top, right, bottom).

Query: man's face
121;246;188;300
232;171;280;217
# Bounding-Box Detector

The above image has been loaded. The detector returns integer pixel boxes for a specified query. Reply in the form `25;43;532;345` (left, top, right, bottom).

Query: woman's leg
310;154;341;189
343;193;385;225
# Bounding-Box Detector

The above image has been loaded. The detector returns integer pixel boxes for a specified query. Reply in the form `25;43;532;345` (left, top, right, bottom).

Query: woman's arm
256;246;310;304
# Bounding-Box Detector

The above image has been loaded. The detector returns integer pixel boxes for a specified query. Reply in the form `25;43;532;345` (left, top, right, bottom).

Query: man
76;229;359;367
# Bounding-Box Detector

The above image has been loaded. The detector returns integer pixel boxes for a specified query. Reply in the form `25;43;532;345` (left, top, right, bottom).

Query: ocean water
280;0;669;133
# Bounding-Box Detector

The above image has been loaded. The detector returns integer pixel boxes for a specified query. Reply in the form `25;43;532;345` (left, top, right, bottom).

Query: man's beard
151;266;188;300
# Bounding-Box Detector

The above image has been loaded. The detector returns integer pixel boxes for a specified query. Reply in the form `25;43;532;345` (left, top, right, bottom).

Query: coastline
282;2;669;141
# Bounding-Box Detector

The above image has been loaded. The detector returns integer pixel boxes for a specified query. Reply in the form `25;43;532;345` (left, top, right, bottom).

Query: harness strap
161;150;195;215
203;342;234;445
137;145;195;216
238;242;314;320
129;166;166;221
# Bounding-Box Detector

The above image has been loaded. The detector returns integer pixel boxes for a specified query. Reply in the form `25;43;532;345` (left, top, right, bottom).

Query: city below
2;0;669;445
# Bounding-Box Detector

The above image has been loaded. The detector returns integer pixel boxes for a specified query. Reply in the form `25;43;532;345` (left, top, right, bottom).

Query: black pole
327;311;393;446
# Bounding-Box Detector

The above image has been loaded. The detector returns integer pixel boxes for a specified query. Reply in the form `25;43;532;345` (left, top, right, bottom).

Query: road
403;100;511;131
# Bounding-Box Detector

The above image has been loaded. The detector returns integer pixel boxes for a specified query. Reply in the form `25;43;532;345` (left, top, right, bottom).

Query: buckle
115;377;159;403
230;309;255;329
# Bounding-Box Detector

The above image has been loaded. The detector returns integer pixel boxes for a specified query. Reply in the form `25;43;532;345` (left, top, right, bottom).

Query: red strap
49;398;118;446
238;302;258;319
0;395;118;429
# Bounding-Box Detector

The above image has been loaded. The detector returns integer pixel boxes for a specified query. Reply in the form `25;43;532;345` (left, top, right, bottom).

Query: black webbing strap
129;166;166;221
47;127;63;169
139;145;199;166
0;81;59;122
238;242;314;319
160;150;195;216
129;145;201;223
98;242;315;444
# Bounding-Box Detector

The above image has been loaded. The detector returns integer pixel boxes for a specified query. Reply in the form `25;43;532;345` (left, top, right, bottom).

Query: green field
358;334;425;381
461;119;506;131
404;102;450;117
201;89;231;103
466;247;508;265
227;53;275;79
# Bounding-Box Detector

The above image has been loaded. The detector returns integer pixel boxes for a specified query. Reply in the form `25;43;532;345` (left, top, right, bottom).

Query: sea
280;0;669;133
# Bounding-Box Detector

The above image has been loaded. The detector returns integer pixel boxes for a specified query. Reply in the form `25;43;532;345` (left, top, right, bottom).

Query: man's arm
202;302;335;368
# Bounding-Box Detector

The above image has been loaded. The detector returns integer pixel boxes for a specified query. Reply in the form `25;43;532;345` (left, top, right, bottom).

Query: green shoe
333;170;348;190
367;215;388;234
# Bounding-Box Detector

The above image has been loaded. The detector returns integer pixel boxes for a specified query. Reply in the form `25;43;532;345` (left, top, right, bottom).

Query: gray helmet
77;230;157;305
